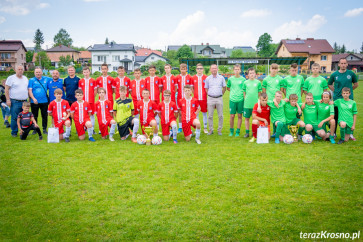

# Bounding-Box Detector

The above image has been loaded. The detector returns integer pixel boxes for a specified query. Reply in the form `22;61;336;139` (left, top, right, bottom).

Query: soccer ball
152;136;162;145
283;134;294;144
137;135;147;145
302;134;313;144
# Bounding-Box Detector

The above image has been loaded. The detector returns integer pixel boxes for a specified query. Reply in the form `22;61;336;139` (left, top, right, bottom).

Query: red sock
252;124;258;138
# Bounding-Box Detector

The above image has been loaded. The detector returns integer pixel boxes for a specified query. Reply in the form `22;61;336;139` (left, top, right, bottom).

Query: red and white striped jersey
48;99;70;124
178;97;199;123
192;74;207;100
96;76;115;102
158;101;178;124
79;78;97;103
145;76;162;103
175;74;193;100
71;101;92;124
95;99;113;124
130;79;146;101
114;76;131;99
136;99;158;125
161;75;177;101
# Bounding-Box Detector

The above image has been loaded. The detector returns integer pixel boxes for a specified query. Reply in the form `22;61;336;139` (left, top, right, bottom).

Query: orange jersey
178;97;199;123
96;76;115;102
192;74;207;100
48;99;70;124
95;99;114;125
79;78;97;103
145;76;162;103
130;79;146;101
70;101;92;124
175;74;193;100
158;101;178;124
114;76;131;99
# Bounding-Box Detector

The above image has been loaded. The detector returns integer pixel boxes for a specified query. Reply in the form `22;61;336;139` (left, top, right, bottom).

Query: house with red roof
33;45;80;68
0;40;27;71
332;53;363;72
136;48;162;57
276;38;335;73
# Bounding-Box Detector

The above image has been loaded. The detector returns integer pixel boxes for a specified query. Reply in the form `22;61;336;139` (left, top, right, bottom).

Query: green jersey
281;75;304;103
317;102;334;122
334;99;357;127
303;76;328;101
227;76;246;102
242;79;262;109
303;104;318;125
328;70;357;100
284;102;299;124
267;100;286;124
113;98;134;125
262;75;283;100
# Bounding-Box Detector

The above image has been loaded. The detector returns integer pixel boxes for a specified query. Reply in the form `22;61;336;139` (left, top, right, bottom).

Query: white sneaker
109;136;115;142
204;128;208;134
195;138;201;144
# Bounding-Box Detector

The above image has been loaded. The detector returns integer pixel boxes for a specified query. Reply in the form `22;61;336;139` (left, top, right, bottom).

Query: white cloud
0;6;29;15
240;9;271;18
344;8;363;17
37;3;50;9
0;0;50;15
151;11;257;49
0;16;5;24
273;14;327;42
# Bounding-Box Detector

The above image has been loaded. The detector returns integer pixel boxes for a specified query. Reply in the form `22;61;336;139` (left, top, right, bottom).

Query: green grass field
0;85;362;241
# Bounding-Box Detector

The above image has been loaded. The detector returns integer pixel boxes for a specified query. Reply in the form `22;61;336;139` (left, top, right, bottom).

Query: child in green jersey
283;94;305;139
262;63;283;100
303;63;328;101
267;91;286;144
335;87;357;144
301;92;331;141
242;67;262;138
281;63;304;103
317;91;335;144
227;64;246;137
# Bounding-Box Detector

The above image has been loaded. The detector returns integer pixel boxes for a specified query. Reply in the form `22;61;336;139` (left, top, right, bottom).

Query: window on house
99;67;101;71
151;57;154;60
321;66;326;72
1;63;11;67
98;56;106;62
124;55;128;58
350;56;354;60
113;66;118;71
112;55;120;62
1;53;11;59
321;55;327;61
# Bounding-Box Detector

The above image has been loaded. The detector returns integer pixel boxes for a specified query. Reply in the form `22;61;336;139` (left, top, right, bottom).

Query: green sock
298;127;304;135
246;129;249;134
236;128;240;134
230;128;234;133
340;127;345;140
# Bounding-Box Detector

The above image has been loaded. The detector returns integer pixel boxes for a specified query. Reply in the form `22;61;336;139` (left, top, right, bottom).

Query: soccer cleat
350;134;356;141
204;128;208;134
89;137;96;142
271;133;276;138
173;139;178;144
12;134;17;137
109;136;115;142
43;129;48;135
249;137;256;143
330;137;335;144
229;131;234;137
178;128;182;133
65;137;70;143
244;133;249;138
195;138;201;144
98;131;101;134
337;139;345;145
39;136;43;141
207;131;213;135
275;137;280;144
235;132;240;137
131;137;137;143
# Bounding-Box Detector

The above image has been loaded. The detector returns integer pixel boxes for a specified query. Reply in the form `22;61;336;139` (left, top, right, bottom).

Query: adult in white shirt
5;65;29;137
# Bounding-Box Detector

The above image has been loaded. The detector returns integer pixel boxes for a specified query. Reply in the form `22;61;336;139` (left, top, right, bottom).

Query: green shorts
243;108;253;118
340;124;353;135
286;118;301;126
229;100;244;115
307;124;323;132
321;122;330;132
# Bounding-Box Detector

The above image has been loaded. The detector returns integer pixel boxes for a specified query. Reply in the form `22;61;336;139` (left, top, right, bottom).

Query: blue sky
0;0;362;51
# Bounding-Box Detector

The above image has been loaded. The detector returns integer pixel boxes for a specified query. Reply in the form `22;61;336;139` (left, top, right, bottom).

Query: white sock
155;114;160;127
172;123;177;139
202;112;208;128
132;118;139;138
65;126;71;138
90;115;95;128
87;127;93;138
195;128;201;139
110;123;116;136
63;133;66;139
154;132;158;137
135;114;139;119
179;122;182;129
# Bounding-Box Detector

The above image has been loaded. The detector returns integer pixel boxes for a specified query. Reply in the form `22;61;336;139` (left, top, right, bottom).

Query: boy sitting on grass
17;101;42;140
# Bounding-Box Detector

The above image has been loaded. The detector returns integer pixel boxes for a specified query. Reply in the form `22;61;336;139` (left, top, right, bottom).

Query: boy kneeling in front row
17;101;42;140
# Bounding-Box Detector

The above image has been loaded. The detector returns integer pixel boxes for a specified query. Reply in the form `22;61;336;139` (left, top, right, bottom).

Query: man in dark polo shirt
63;65;80;107
328;57;359;140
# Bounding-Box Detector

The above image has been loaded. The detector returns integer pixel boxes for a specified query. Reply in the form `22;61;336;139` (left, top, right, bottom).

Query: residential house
33;45;80;68
79;51;91;65
89;43;136;73
0;40;27;71
134;53;168;69
136;48;162;57
276;38;335;72
332;53;363;72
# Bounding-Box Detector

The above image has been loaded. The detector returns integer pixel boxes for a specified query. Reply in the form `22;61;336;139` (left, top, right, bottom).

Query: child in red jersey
95;88;117;141
158;89;178;143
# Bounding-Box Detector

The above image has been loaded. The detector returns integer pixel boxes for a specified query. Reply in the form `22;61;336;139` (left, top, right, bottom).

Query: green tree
230;49;256;58
34;51;51;69
53;28;73;47
176;45;193;59
59;55;73;67
72;46;87;51
150;60;167;75
341;44;346;53
105;38;109;44
360;42;363;53
26;51;34;63
33;29;44;52
218;65;230;74
256;33;274;57
333;42;339;53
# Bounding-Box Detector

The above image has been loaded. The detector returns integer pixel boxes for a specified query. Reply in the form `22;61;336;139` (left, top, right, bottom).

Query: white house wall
91;50;136;73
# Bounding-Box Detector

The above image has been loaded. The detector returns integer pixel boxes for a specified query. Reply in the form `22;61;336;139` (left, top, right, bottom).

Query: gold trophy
288;125;299;142
142;126;155;145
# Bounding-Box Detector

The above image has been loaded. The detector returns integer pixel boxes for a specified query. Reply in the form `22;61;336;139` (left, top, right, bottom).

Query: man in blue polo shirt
28;66;52;134
47;70;65;102
63;65;80;107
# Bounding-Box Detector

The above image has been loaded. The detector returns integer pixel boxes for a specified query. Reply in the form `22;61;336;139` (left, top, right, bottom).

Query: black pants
334;106;338;134
20;124;42;140
31;102;48;130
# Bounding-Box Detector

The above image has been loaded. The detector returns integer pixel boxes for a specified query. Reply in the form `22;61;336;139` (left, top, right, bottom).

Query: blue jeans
10;99;24;135
1;104;10;119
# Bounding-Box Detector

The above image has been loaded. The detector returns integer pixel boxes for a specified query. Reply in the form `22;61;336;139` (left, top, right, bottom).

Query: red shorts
198;99;207;113
258;121;271;132
89;103;95;115
141;117;156;127
75;119;90;136
182;119;196;137
161;119;176;136
99;118;113;137
54;119;70;134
